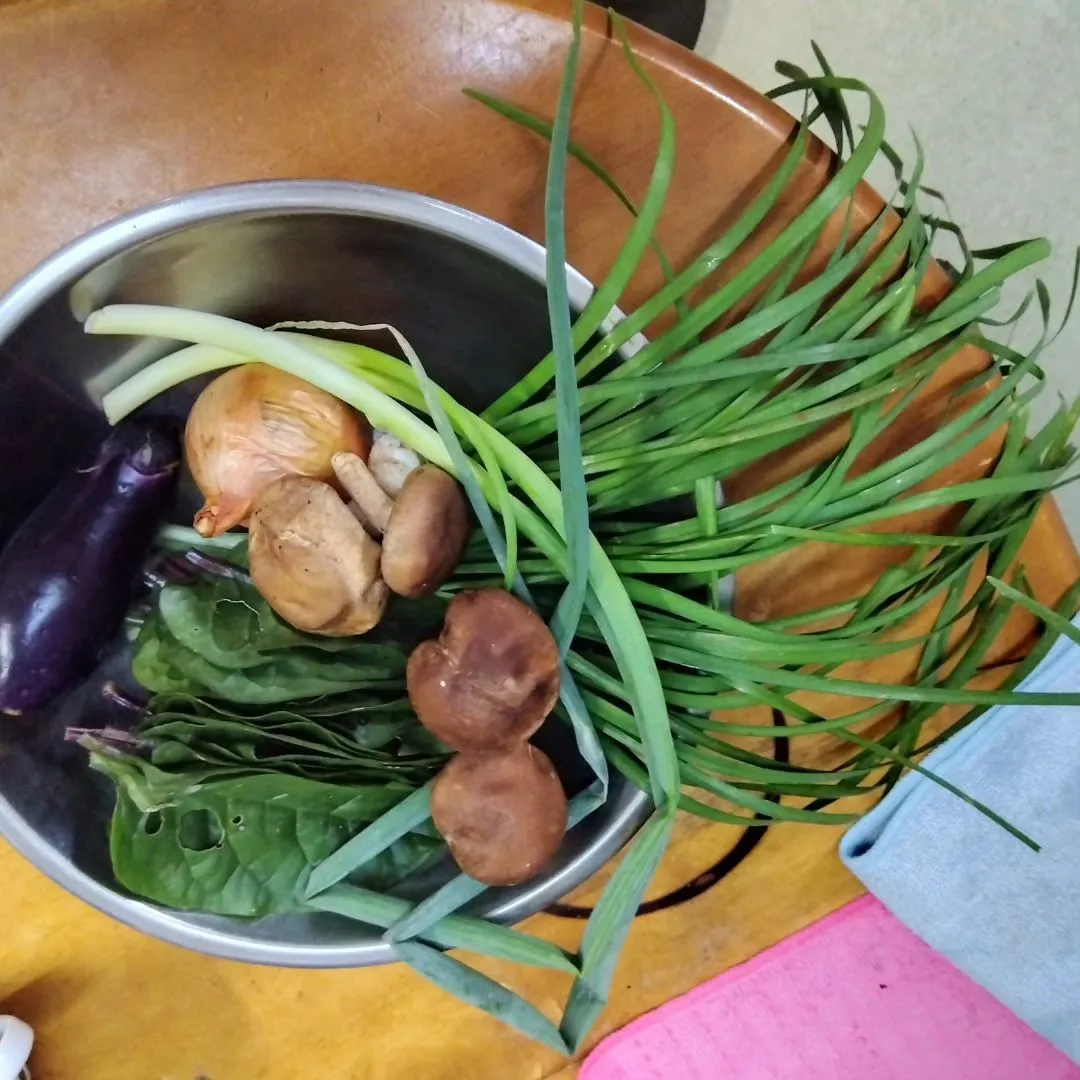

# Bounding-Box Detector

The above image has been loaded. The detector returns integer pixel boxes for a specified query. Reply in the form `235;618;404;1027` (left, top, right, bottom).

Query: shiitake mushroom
332;452;470;598
248;475;389;635
430;742;568;886
406;589;561;751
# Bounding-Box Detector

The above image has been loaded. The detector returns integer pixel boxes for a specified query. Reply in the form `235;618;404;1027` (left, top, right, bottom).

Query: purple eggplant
0;421;180;713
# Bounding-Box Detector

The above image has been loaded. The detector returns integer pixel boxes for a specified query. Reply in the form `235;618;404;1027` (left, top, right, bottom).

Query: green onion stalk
92;10;1080;1053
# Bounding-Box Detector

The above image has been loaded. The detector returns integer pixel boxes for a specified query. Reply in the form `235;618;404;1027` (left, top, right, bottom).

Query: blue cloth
840;621;1080;1063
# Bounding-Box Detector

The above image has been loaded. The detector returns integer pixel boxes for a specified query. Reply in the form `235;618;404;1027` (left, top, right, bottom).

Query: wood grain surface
0;2;1076;1079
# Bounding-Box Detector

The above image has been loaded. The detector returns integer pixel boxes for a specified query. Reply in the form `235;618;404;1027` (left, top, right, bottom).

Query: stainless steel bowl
0;180;650;967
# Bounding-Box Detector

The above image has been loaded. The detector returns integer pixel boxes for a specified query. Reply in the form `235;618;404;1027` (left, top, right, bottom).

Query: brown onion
185;364;372;537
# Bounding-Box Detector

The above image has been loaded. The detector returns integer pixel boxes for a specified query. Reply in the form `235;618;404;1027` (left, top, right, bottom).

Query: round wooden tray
0;2;1075;1077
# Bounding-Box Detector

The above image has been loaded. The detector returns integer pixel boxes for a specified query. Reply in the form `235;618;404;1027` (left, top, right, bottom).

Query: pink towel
582;896;1080;1080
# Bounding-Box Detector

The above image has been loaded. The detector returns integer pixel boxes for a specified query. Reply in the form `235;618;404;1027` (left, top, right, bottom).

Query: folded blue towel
840;620;1080;1063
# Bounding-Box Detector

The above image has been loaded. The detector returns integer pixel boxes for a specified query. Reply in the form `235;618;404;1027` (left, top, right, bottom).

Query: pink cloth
582;896;1080;1080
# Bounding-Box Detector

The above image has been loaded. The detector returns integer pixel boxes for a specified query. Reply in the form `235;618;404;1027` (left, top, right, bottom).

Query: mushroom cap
431;743;568;886
248;475;389;636
407;589;560;751
381;465;470;598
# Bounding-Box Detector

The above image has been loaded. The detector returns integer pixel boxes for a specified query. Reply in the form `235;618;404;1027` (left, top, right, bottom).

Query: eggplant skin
0;421;180;714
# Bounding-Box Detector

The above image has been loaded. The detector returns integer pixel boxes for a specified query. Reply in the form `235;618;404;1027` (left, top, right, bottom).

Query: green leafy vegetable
542;0;592;655
92;567;447;915
394;941;570;1055
305;782;435;898
134;616;402;703
137;704;444;786
96;752;436;916
131;575;441;703
310;885;579;975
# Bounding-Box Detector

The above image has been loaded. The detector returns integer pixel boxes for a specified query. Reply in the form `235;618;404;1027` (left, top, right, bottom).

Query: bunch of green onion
90;4;1080;1054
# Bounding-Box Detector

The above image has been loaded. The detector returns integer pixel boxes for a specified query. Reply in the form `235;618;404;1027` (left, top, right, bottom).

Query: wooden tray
1;2;1075;1077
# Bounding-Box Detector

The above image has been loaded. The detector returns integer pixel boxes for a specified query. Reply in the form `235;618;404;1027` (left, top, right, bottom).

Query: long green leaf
395;941;571;1055
304;783;433;898
544;0;591;652
310;885;579;974
561;808;675;1051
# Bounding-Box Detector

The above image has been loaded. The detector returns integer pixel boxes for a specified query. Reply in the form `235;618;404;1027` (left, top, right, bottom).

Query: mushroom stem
335;450;471;598
369;430;422;496
333;451;393;534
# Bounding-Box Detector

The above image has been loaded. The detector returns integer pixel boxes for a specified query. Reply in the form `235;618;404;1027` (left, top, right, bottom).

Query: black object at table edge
607;0;706;50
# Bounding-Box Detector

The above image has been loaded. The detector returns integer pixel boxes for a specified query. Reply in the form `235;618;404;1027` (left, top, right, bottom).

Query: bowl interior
0;195;645;964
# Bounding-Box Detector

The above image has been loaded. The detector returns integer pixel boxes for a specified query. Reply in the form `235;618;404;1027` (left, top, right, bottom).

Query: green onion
543;0;591;652
305;782;433;898
393;941;570;1055
309;885;579;976
90;35;1080;1056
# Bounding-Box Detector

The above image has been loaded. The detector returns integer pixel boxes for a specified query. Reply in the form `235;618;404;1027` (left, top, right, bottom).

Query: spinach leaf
132;614;406;703
99;752;439;916
131;619;203;695
147;691;414;723
157;577;444;663
132;575;440;704
138;693;448;784
158;578;381;666
165;643;403;703
107;573;449;915
88;742;239;810
142;736;441;785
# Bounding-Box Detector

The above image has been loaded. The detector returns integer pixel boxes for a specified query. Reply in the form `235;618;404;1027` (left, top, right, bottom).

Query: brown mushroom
332;452;470;598
248;475;388;636
406;589;560;751
431;743;568;886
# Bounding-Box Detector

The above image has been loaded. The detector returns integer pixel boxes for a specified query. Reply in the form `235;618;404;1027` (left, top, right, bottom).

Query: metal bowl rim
0;179;652;967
